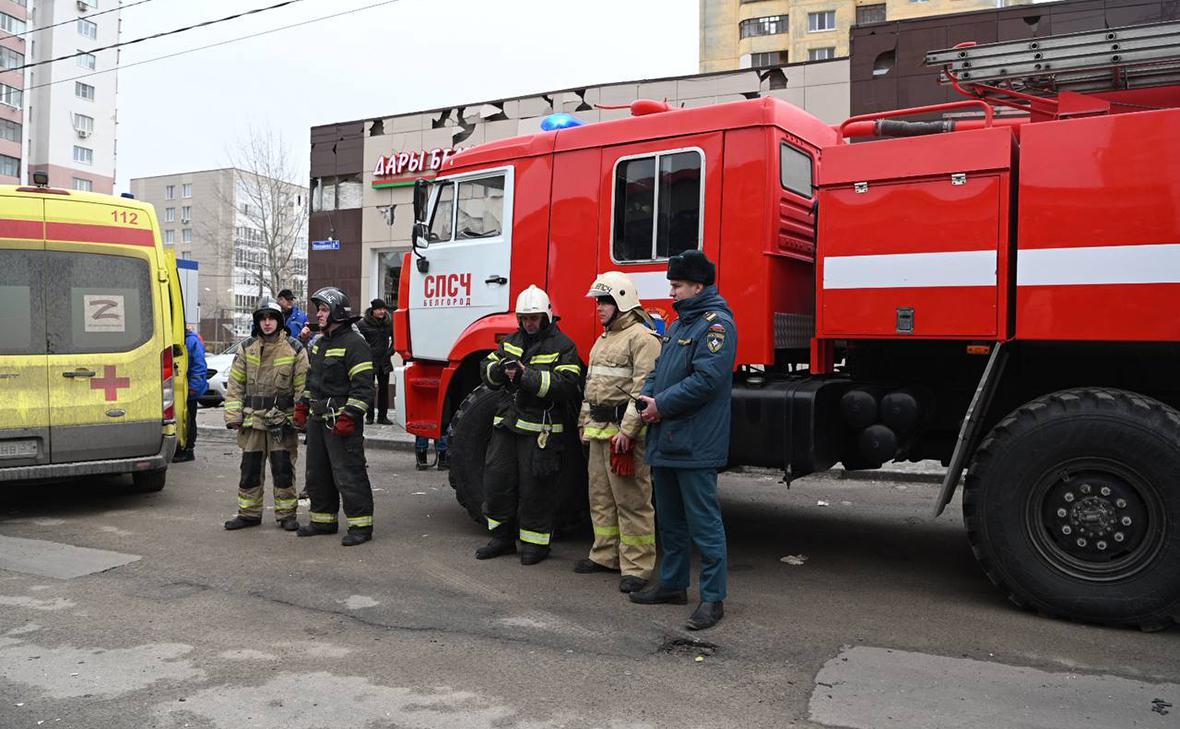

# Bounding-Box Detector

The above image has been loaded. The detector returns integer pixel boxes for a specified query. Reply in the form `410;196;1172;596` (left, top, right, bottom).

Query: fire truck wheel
129;468;167;493
964;388;1180;630
446;385;590;535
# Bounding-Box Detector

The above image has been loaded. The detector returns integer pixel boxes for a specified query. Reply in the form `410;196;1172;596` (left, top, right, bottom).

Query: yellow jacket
578;311;661;440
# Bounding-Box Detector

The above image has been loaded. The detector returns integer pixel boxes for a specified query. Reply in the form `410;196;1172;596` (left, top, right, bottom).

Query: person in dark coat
356;298;394;425
629;250;736;631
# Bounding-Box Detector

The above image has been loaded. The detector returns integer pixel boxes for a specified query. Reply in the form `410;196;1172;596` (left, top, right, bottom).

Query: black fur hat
666;249;715;286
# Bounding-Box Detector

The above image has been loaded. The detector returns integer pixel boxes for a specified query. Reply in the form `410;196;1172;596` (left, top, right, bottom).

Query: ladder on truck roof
925;19;1180;94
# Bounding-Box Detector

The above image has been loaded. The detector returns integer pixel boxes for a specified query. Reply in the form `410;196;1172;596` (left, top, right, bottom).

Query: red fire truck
394;20;1180;629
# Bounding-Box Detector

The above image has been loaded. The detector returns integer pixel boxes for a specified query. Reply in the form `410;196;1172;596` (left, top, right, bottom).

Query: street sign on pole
312;239;341;251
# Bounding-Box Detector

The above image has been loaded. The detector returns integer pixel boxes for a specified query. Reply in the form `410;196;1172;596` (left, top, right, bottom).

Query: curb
196;425;417;452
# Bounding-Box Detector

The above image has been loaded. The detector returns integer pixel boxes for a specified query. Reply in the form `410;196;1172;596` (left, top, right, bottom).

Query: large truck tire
446;385;589;536
964;388;1180;630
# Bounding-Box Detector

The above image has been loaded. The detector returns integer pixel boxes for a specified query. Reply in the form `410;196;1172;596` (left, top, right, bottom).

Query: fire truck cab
397;20;1180;630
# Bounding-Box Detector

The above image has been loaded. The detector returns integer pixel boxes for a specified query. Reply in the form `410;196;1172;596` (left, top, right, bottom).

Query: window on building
75;82;95;101
73;177;93;191
612;150;703;262
72;113;94;133
165;185;175;200
856;3;887;25
739;14;788;38
181;205;191;221
0;12;27;35
310;175;360;211
808;47;836;61
0;46;24;71
0;118;20;143
780;143;813;197
77;52;96;70
751;50;789;67
72;146;93;165
0;83;22;109
0;154;18;178
182;228;192;244
808;10;837;32
164;207;175;223
77;19;97;40
182;183;192;198
164;230;175;245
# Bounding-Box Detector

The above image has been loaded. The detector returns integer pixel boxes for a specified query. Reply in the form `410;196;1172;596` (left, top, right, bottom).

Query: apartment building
0;0;28;184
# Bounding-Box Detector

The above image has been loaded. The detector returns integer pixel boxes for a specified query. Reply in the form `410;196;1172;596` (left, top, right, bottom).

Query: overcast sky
113;0;698;189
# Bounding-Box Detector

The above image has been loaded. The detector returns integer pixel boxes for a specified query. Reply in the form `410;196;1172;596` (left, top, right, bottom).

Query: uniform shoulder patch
705;330;726;353
708;323;726;333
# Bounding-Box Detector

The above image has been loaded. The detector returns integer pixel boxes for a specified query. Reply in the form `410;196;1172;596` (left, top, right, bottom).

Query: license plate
0;440;38;459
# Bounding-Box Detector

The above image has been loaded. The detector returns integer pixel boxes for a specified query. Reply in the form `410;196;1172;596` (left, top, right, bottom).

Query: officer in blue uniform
630;250;736;631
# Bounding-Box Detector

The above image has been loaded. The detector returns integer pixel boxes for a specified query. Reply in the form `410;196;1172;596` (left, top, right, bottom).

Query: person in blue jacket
173;325;208;463
629;249;736;631
278;289;309;342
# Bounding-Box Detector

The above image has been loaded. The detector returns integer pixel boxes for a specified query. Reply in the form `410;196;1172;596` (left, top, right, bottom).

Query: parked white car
199;341;242;407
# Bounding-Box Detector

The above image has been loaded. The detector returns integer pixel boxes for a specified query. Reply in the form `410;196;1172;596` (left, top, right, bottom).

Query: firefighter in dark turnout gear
294;287;377;546
223;297;309;531
476;285;584;565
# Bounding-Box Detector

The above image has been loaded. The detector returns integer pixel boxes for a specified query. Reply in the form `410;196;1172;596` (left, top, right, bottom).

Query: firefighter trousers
483;428;556;547
305;419;374;532
236;427;299;521
652;467;728;602
587;437;655;578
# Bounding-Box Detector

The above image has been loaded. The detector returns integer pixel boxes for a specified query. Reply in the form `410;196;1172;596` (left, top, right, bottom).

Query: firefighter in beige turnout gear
223;297;310;531
576;272;661;592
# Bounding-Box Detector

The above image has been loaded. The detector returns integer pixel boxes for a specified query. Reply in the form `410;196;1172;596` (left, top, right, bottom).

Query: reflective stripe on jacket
479;318;584;436
578;310;661;440
303;323;375;420
224;332;309;430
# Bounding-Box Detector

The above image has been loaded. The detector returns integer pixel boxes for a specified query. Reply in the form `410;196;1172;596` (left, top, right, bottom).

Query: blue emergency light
540;113;585;131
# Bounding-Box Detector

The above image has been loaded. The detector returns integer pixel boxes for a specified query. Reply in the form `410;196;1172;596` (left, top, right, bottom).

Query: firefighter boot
224;516;262;530
415;449;430;471
278;516;299;531
520;543;550;566
475;536;516;560
341;528;372;547
619;576;648;593
296;523;339;537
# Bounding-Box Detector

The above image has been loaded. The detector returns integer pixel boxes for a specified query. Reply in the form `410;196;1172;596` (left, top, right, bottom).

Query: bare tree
204;127;309;306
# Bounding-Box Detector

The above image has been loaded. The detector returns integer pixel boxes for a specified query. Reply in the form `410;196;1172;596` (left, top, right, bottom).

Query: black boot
277;516;299;531
686;601;724;630
377;415;393;425
628;582;688;605
296;523;338;537
435;451;449;471
520;544;550;566
619;576;648;593
341;528;372;546
475;537;516;560
573;558;618;574
224;516;261;530
365;415;374;425
415;450;430;471
172;449;194;463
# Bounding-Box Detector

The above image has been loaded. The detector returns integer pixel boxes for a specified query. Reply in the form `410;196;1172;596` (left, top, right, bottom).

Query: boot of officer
475;285;585;565
223;297;308;531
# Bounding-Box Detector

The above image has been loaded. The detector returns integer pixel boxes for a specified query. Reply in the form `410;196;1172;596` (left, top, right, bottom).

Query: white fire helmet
514;284;553;318
586;271;642;313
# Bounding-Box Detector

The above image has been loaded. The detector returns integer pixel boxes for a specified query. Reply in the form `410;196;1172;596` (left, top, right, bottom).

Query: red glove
293;403;309;432
332;412;356;437
610;443;635;477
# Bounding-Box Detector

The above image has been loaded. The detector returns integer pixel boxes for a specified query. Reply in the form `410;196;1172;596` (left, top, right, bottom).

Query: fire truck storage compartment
728;377;851;476
1015;107;1180;342
815;127;1014;340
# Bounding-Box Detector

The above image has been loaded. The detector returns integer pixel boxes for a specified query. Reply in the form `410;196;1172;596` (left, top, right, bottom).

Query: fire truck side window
780;142;813;197
456;175;505;239
612;150;702;262
0;248;45;355
428;182;455;242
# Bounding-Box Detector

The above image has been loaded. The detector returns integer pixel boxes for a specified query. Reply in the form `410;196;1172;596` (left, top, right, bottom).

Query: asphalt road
0;435;1177;729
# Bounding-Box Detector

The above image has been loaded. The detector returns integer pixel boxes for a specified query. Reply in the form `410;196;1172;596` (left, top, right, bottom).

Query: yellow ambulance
0;180;188;492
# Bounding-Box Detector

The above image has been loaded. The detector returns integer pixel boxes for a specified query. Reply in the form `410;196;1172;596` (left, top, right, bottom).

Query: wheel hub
1031;461;1163;581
